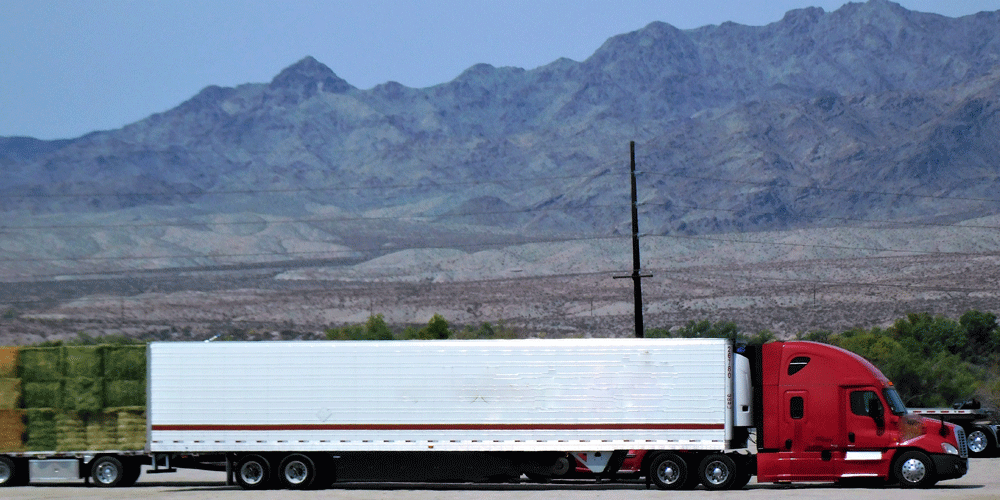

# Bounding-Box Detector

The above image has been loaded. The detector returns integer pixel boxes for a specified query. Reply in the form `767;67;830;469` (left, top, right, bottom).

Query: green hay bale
22;381;62;409
25;408;57;451
62;377;103;412
0;378;21;409
104;380;145;408
116;408;145;450
103;345;146;381
0;409;26;452
85;412;118;450
56;411;87;451
18;347;62;382
0;346;18;378
62;345;103;378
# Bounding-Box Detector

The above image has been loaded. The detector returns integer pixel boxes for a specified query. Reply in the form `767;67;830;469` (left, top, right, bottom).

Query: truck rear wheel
894;451;936;488
967;427;995;457
649;452;688;490
698;454;737;490
236;454;273;490
279;453;316;489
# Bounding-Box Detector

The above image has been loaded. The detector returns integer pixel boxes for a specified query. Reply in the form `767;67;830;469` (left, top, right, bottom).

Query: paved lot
4;457;998;500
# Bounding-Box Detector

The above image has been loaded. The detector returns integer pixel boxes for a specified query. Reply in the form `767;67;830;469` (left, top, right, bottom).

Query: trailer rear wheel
894;451;936;488
236;455;273;490
698;454;737;490
279;454;316;489
91;456;126;487
968;427;995;457
649;452;688;490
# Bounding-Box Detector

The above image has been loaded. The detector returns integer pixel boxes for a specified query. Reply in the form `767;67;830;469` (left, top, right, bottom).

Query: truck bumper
932;454;968;480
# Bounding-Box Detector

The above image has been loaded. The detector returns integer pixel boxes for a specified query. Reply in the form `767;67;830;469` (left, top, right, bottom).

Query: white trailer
147;338;754;489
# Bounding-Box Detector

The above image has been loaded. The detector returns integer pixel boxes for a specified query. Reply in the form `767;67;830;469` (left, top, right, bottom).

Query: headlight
941;443;959;455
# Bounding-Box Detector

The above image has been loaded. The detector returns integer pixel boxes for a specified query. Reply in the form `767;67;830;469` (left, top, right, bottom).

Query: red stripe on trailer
152;423;725;432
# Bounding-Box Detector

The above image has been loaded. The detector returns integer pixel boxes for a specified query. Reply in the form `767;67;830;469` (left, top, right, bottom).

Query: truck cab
755;341;968;487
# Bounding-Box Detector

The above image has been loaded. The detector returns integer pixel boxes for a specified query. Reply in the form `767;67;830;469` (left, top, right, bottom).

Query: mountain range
2;0;999;280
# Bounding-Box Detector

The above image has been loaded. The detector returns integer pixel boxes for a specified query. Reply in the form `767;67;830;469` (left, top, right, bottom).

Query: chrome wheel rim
95;463;119;484
0;462;11;483
240;461;264;485
901;458;926;483
704;460;730;485
284;460;308;485
656;460;681;485
968;430;988;453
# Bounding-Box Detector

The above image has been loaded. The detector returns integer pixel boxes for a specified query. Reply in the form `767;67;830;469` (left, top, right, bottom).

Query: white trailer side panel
148;338;731;453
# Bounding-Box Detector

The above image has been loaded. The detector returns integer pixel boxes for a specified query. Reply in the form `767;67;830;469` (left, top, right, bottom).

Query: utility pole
615;141;651;338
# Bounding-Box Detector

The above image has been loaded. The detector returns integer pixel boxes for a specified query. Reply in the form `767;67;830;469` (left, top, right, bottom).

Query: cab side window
849;390;882;416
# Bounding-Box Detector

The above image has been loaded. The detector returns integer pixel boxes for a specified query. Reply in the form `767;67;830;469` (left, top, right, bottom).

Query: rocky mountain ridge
1;0;999;279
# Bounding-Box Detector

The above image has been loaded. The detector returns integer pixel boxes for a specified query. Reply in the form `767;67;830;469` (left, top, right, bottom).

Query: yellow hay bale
85;412;118;450
114;408;145;450
0;409;26;452
56;411;87;452
0;377;21;409
0;346;17;378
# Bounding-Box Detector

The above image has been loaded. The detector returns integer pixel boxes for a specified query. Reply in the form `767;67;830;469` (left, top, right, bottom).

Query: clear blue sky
3;0;998;140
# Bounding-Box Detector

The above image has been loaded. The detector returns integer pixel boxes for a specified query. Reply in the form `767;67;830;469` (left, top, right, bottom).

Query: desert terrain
3;217;999;345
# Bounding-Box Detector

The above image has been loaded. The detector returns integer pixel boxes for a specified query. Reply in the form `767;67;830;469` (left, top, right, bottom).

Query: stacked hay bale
103;345;147;449
0;346;24;451
0;344;147;453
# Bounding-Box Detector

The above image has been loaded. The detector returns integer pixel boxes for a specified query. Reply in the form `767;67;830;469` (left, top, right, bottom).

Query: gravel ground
4;457;997;500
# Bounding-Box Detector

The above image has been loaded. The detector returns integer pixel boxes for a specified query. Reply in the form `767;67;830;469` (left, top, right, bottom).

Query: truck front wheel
894;451;937;488
967;427;995;457
649;452;688;490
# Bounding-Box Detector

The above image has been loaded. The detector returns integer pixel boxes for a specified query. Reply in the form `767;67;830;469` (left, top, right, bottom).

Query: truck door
778;390;838;480
839;387;893;477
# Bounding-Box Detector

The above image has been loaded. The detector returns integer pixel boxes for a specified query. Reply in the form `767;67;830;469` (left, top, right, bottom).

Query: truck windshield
883;387;907;416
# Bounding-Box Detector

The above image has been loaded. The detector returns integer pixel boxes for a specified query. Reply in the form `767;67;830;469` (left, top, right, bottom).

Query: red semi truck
0;339;969;489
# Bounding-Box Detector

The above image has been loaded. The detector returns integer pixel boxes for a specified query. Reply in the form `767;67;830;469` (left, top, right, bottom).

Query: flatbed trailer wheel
91;456;126;487
967;427;995;457
0;456;28;486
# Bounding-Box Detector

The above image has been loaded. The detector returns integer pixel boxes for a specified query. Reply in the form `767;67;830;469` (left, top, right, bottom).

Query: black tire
967;427;995;457
278;453;316;489
310;453;336;489
698;454;738;491
649;452;688;490
236;454;273;490
0;456;28;487
894;450;937;488
117;460;142;487
551;455;572;477
90;456;126;487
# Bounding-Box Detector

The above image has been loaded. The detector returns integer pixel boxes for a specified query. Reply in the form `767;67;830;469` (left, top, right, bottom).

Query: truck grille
955;426;969;458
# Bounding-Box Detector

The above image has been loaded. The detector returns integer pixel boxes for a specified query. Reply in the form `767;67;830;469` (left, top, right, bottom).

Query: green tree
326;314;395;340
405;314;452;340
